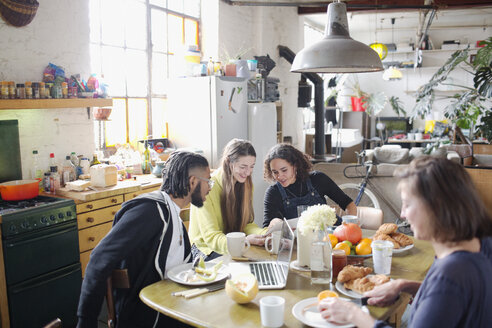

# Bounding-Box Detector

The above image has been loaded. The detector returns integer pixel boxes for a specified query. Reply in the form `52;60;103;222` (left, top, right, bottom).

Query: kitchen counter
45;175;162;203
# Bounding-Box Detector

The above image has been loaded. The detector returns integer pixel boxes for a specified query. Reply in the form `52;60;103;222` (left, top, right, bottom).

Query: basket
0;0;39;27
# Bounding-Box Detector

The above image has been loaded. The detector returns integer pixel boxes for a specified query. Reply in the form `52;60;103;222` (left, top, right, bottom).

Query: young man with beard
77;151;211;328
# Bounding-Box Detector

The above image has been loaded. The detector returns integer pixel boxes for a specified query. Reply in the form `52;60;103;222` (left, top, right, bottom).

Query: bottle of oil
90;153;101;166
142;140;151;174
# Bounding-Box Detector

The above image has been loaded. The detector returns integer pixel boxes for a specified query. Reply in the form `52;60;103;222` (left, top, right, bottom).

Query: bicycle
335;151;412;235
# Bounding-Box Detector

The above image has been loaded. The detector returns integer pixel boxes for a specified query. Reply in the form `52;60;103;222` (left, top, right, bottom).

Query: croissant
391;232;414;247
344;274;390;294
337;265;372;283
376;223;398;235
373;232;400;249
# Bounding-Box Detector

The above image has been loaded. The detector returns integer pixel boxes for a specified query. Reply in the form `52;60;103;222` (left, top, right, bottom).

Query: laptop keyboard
250;262;281;287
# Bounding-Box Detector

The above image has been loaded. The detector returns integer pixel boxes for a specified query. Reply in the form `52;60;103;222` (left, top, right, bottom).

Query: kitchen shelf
0;98;112;110
388;47;480;55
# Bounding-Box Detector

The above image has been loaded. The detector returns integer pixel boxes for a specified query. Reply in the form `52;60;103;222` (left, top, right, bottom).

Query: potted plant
411;37;492;140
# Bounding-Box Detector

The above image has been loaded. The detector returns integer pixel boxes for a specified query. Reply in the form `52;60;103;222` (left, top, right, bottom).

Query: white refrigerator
167;76;249;168
167;76;277;224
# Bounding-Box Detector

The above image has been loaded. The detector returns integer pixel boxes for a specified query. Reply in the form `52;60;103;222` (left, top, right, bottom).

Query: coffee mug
265;231;281;254
226;232;250;257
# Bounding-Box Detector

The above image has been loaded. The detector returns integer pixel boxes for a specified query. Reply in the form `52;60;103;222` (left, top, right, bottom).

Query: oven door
8;262;82;328
3;221;80;285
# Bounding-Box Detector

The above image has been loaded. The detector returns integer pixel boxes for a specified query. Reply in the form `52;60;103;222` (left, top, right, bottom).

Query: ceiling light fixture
383;18;403;81
291;0;383;73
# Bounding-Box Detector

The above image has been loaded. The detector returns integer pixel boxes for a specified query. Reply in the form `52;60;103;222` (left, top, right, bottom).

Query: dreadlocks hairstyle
263;143;312;183
161;151;209;198
220;139;256;234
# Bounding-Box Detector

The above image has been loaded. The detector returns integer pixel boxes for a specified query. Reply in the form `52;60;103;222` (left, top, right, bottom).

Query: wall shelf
388;47;480;55
0;98;112;110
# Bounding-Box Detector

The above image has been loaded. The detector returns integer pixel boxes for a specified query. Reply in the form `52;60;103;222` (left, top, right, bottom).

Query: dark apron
277;178;326;219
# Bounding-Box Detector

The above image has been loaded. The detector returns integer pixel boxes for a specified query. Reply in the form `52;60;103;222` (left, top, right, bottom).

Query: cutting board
56;180;141;201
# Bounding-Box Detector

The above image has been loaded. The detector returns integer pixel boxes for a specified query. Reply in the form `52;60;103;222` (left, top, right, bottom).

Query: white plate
167;261;229;286
393;243;414;254
292;297;369;328
335;281;364;299
336;275;392;298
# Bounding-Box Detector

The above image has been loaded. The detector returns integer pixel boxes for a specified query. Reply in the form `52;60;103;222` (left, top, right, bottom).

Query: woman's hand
318;298;374;328
246;234;266;246
363;279;403;306
267;218;284;234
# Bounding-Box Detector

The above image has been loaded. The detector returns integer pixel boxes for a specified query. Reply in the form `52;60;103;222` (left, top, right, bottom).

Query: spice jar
25;82;33;99
32;82;40;99
8;81;16;99
61;82;68;98
39;82;46;99
1;81;8;99
68;86;77;98
16;83;25;99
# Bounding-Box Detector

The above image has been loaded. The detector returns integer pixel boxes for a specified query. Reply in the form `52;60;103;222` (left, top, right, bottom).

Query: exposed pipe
278;45;325;158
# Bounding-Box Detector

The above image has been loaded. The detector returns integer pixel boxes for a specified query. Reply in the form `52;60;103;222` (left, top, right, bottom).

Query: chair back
357;206;384;230
107;269;130;328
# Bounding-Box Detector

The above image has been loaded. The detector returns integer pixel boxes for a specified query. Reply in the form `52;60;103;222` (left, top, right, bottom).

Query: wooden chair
106;269;130;328
43;318;62;328
357;206;384;230
180;207;190;232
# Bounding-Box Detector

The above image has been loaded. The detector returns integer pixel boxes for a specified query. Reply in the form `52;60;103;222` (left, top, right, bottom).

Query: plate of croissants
372;223;414;254
335;265;390;298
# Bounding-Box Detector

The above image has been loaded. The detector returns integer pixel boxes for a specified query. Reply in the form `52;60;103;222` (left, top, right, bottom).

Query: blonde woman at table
189;139;281;260
318;156;492;328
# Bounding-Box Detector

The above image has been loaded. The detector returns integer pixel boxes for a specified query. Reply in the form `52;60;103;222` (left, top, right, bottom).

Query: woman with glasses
263;143;356;228
189;139;278;260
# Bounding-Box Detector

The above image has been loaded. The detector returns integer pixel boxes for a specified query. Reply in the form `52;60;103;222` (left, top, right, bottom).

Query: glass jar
331;249;347;283
310;230;332;284
39;82;46;99
1;81;9;99
16;83;25;99
8;81;16;99
32;82;40;99
61;82;68;98
25;82;33;99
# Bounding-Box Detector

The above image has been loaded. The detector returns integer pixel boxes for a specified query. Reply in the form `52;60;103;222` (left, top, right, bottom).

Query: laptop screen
276;218;295;278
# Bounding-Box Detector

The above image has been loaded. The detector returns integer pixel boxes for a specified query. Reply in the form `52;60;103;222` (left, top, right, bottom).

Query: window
89;0;200;148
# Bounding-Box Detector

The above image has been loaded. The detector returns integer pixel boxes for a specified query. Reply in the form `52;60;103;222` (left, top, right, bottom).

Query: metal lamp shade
291;1;383;73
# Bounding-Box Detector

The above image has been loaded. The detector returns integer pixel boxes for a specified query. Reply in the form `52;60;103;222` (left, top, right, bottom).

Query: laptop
228;218;295;289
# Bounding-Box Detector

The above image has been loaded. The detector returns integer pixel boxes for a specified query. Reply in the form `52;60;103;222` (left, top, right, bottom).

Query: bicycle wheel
339;183;381;209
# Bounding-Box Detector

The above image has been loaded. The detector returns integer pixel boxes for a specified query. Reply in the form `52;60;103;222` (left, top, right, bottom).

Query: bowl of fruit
329;223;372;265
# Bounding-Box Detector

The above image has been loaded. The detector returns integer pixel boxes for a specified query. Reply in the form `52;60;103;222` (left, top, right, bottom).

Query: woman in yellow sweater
189;139;281;260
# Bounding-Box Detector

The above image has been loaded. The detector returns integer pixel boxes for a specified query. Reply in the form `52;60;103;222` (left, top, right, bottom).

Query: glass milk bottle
310;230;332;284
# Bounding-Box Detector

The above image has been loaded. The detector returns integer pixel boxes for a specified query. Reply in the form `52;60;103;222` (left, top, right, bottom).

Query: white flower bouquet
298;204;337;236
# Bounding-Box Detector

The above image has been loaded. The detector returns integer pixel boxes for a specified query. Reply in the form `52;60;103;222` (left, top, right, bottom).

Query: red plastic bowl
0;179;40;201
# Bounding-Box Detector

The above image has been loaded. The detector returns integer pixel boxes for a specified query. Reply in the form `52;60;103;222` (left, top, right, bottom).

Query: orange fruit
334;242;351;255
356;242;372;255
324;234;338;248
359;238;372;245
317;290;339;301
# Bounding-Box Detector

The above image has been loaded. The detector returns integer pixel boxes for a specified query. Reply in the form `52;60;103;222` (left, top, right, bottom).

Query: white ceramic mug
260;296;285;328
226;232;250;257
415;132;423;140
265;231;281;254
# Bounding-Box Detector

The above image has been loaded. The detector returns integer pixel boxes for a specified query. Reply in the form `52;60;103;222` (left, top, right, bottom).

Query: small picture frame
470;54;476;64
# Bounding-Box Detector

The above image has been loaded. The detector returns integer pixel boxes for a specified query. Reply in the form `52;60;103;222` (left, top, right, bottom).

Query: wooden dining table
140;230;435;328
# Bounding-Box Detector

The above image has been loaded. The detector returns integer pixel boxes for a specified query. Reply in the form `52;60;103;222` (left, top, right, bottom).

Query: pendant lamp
291;1;383;73
383;66;403;80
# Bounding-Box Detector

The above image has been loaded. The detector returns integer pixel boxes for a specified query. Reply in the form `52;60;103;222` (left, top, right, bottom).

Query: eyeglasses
194;176;214;189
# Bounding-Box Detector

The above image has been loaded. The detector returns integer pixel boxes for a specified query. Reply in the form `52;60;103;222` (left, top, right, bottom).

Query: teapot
152;161;166;178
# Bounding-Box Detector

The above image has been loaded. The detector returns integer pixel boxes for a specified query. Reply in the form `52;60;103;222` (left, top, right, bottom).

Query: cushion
373;147;409;164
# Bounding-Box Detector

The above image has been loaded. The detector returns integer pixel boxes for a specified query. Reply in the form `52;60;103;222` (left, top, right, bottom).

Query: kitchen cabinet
72;178;161;277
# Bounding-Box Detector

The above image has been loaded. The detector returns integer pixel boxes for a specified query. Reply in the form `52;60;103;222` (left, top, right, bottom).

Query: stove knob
21;221;30;229
58;213;65;219
41;216;48;224
50;215;56;221
66;211;72;217
9;225;17;233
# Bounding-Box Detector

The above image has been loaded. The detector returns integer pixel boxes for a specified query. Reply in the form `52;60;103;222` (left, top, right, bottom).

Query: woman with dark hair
189;139;277;260
318;156;492;328
262;143;356;227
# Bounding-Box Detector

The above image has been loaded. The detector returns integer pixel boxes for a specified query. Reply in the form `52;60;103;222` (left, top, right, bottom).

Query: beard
191;182;204;208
